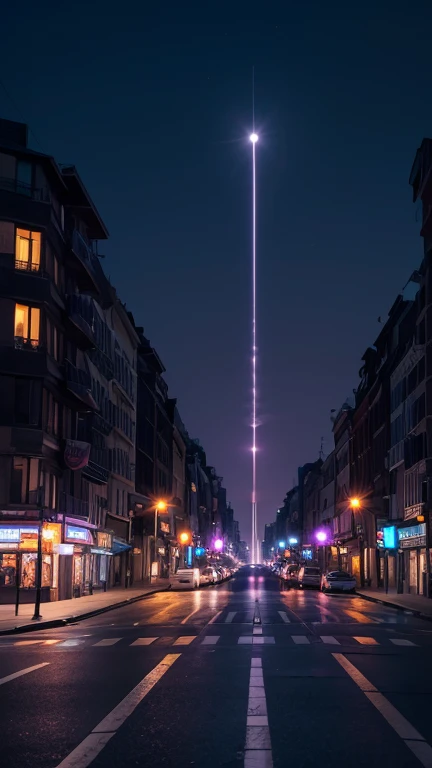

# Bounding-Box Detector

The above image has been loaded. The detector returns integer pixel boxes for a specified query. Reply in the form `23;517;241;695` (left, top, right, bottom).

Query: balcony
15;258;41;273
70;229;100;293
14;335;41;351
0;175;50;202
59;492;90;520
65;359;98;409
67;295;95;349
82;447;110;485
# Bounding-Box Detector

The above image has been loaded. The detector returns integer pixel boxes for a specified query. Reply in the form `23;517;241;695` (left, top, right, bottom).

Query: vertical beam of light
249;73;259;564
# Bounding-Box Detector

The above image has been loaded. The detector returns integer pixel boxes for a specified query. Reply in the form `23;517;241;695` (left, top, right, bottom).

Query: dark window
14;378;41;426
10;457;39;504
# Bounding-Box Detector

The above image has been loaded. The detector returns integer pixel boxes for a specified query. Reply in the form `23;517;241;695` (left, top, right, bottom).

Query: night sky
2;4;432;545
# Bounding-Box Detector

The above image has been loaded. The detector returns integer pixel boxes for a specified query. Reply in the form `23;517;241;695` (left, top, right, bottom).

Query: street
2;566;432;768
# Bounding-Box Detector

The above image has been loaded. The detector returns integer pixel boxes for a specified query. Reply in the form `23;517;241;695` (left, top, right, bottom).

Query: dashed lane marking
292;636;310;645
173;636;195;646
93;638;122;647
390;639;417;647
130;638;158;646
201;636;220;645
320;636;340;645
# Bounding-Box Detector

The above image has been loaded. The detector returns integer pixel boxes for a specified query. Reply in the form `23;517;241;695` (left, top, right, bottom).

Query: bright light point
350;497;360;509
278;541;286;548
214;538;223;551
316;531;327;543
250;133;259;143
288;537;298;545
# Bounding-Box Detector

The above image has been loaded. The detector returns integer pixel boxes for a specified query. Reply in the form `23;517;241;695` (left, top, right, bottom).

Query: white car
322;570;356;593
200;567;217;585
298;565;321;589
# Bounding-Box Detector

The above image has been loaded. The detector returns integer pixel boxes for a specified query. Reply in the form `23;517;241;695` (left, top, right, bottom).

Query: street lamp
288;537;298;546
350;497;360;509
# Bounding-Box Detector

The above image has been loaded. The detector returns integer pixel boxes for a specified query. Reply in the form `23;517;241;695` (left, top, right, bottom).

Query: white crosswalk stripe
225;612;237;623
4;633;425;649
278;611;291;623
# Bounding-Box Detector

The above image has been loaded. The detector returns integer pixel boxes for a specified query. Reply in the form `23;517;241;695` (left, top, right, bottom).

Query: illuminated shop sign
96;532;112;550
0;527;38;547
383;526;397;549
398;523;426;549
65;525;93;545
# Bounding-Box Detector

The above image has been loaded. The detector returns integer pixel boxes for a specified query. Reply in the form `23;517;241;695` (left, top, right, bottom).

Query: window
14;304;40;349
44;390;59;436
10;457;39;504
14;378;41;426
15;229;41;272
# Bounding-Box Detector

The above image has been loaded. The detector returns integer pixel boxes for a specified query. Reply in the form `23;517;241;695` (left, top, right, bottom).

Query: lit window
15;228;41;272
14;304;40;349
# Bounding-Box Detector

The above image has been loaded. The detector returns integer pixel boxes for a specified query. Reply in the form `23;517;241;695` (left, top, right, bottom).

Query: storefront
397;522;428;595
376;525;398;591
90;531;113;589
0;523;62;604
63;521;96;598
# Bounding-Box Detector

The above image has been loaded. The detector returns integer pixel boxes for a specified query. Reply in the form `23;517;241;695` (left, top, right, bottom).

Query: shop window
0;554;17;586
21;553;52;588
10;457;40;504
14;303;40;350
15;228;41;272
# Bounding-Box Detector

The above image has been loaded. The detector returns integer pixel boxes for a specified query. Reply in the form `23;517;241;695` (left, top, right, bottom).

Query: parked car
285;564;300;586
322;570;356;593
171;568;200;590
200;567;217;585
298;565;321;589
214;567;225;582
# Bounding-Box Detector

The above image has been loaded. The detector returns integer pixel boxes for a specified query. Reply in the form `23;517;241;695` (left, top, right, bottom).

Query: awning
112;537;131;554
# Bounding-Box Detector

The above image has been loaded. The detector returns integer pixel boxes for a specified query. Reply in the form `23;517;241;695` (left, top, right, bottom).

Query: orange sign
42;523;62;554
19;532;38;551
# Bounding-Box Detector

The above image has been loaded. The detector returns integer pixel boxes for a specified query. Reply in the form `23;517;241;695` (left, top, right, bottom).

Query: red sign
64;440;91;471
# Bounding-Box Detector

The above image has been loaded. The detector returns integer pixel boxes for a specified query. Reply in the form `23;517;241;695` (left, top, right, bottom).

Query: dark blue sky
2;4;432;544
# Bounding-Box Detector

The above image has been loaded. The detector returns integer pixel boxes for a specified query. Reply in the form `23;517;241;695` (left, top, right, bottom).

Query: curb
0;585;172;636
356;591;432;622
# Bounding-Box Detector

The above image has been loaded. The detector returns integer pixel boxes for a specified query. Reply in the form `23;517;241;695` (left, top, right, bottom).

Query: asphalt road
2;565;432;768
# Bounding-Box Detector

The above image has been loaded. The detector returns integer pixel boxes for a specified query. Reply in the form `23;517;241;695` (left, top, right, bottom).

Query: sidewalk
0;580;171;635
357;587;432;620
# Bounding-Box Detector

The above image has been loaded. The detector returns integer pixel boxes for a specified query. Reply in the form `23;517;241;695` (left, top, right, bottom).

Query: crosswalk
0;634;420;649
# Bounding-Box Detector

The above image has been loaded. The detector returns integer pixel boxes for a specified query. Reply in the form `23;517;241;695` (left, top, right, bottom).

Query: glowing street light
288;537;298;545
315;531;327;544
249;132;259;143
350;497;360;509
156;500;167;512
179;532;191;545
214;538;223;551
278;540;286;549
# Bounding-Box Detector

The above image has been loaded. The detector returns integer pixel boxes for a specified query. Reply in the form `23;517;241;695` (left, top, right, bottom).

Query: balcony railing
65;359;97;409
0;176;51;202
14;336;41;351
15;259;41;273
68;295;95;346
59;492;89;519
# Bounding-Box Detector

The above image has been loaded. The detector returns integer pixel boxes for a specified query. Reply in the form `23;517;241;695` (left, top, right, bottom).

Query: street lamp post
153;501;167;581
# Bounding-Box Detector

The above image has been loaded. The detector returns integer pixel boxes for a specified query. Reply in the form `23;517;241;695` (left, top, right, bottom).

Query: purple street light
315;531;327;544
214;538;223;551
